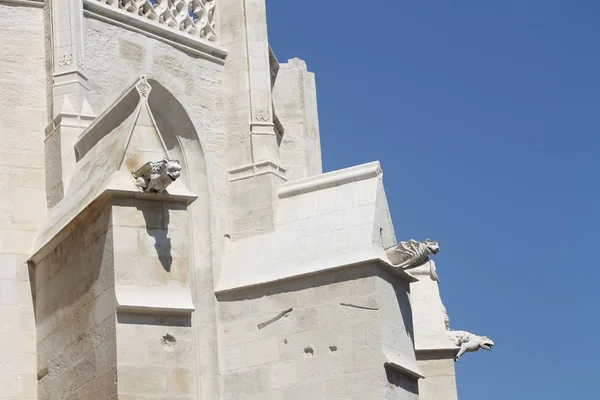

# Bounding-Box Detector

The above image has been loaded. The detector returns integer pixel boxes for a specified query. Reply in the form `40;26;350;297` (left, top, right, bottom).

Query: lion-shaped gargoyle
132;158;182;193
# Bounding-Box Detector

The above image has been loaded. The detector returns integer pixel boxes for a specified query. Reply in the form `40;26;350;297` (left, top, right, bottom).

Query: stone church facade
0;0;493;398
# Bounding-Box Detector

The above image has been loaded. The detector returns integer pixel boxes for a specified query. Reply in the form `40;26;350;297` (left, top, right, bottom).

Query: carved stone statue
447;330;495;361
132;158;182;193
442;304;494;361
385;239;440;280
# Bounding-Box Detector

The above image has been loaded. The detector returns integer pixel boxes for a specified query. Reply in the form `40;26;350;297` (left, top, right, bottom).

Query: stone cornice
279;161;382;198
215;254;418;295
116;285;195;316
384;361;425;381
228;161;287;182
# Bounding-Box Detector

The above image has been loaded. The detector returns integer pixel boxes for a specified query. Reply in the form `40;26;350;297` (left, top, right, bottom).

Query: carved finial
132;158;182;193
80;98;96;118
447;330;495;361
136;76;151;98
385;239;440;280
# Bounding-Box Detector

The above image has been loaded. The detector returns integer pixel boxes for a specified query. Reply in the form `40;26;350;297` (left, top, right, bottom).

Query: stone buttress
29;79;203;399
0;0;496;398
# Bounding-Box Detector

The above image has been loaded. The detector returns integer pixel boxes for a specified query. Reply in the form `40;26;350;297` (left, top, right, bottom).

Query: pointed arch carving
72;76;216;394
31;77;218;397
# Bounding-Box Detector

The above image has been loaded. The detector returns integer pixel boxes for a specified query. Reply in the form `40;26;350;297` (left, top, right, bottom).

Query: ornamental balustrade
93;0;217;42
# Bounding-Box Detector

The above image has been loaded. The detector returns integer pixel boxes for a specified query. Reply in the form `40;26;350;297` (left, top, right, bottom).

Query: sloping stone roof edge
28;180;197;265
279;161;382;198
215;251;418;295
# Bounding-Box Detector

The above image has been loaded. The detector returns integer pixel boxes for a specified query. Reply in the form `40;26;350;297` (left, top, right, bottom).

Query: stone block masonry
0;4;48;400
111;197;195;399
30;196;197;400
33;201;117;400
0;0;494;397
217;265;420;400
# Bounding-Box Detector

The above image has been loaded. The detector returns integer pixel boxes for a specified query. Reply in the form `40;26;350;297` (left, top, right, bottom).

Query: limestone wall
116;314;195;399
273;59;323;181
410;261;460;399
34;201;117;400
81;16;227;397
0;4;48;399
111;198;195;398
218;0;254;169
217;265;420;400
416;352;458;400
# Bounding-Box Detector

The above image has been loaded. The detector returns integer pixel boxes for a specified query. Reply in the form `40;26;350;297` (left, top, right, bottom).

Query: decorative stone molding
83;0;227;63
447;330;495;361
136;77;152;97
57;54;73;67
255;109;270;122
93;0;217;41
132;158;182;193
278;161;382;198
386;239;440;281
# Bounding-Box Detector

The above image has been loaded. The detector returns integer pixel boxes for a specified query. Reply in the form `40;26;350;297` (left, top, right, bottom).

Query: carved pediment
30;77;196;263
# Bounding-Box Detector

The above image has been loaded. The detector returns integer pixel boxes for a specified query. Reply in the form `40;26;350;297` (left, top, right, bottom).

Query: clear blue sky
267;1;599;398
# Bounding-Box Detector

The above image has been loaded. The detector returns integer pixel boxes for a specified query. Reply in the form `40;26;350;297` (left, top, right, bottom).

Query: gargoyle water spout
385;238;440;280
448;331;495;361
443;304;495;361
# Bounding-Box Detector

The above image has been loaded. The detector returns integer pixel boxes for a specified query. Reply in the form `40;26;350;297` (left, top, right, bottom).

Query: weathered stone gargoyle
132;158;182;193
448;330;495;361
385;239;440;280
443;304;494;361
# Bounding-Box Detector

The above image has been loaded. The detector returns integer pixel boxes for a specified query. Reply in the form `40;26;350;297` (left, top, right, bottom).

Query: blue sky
267;1;599;399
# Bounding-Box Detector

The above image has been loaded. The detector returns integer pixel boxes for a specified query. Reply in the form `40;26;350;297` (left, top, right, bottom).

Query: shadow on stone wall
385;366;419;395
117;312;191;327
390;273;415;347
138;203;172;272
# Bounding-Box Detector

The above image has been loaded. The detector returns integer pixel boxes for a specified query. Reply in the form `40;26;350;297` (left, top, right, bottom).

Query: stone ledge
215;254;417;295
28;179;197;265
107;171;198;205
383;346;425;380
83;1;227;64
384;362;425;381
116;285;194;316
414;330;458;352
279;161;382;198
416;347;460;354
228;161;287;182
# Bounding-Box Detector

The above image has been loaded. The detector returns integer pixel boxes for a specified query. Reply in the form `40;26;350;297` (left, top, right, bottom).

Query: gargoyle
447;330;495;361
132;158;182;193
385;239;440;280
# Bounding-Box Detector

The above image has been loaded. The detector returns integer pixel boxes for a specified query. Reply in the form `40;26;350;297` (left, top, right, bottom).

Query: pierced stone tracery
96;0;217;42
